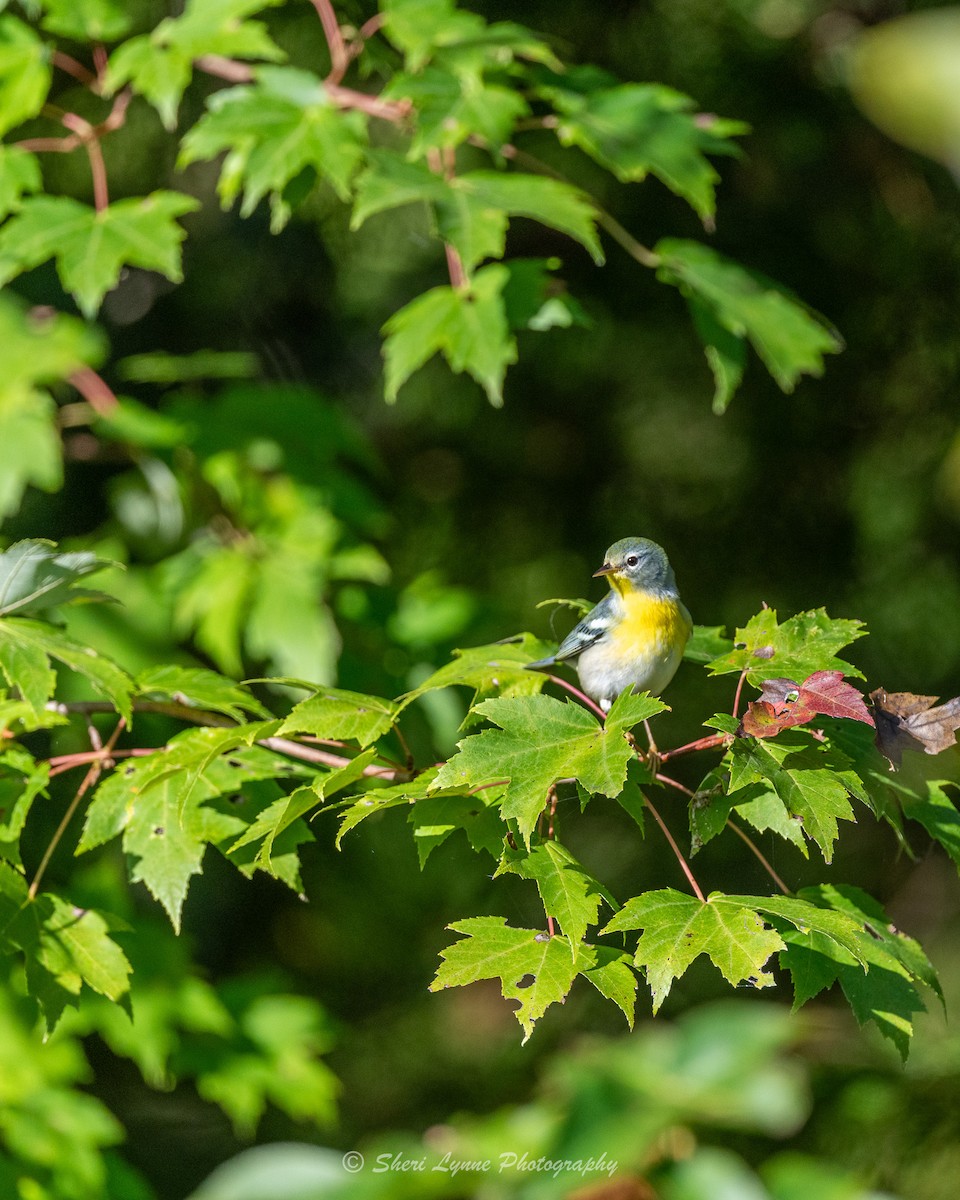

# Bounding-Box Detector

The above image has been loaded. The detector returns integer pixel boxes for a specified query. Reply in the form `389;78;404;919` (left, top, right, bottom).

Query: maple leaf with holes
739;670;874;739
870;688;960;767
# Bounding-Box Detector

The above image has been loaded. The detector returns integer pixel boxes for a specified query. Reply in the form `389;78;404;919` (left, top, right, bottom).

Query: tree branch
310;0;350;84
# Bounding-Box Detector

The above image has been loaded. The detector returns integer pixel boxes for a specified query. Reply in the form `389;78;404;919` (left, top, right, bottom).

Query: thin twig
658;733;727;763
324;82;410;121
443;242;467;289
541;673;607;721
48;747;156;778
345;12;386;66
593;208;661;269
491;141;661;268
732;667;749;720
52;50;98;89
16;135;81;154
310;0;349;84
195;55;255;83
726;819;791;896
46;700;405;780
656;772;693;797
30;718;126;899
259;736;400;778
69;366;118;416
427;147;468;289
643;792;705;902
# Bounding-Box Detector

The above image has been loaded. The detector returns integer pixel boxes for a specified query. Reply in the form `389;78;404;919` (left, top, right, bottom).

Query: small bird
527;537;692;712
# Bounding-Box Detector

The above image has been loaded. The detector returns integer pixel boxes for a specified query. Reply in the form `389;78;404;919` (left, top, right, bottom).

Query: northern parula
527;537;692;712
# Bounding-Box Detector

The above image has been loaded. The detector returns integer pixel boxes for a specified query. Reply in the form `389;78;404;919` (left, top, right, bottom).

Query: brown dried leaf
870;688;960;767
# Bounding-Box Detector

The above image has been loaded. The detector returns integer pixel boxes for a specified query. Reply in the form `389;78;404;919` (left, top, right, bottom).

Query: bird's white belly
576;633;683;710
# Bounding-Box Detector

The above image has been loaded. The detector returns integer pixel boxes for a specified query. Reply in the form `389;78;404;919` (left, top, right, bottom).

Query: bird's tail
524;656;558;672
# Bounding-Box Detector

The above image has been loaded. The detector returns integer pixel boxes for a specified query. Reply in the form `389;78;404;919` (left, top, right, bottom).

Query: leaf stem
725;818;791;896
656;772;693;796
642;791;705;902
68;366;118;416
30;718;126;899
493;142;661;268
543;673;607;721
732;667;749;719
51;50;98;89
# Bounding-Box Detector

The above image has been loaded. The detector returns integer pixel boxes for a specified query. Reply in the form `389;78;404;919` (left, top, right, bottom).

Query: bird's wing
551;593;617;662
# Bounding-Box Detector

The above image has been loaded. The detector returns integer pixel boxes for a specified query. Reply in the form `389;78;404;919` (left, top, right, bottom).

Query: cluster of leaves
0;0;840;446
2;542;959;1074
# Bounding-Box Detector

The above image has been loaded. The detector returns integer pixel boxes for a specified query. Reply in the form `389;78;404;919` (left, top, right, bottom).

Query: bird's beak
593;562;615;577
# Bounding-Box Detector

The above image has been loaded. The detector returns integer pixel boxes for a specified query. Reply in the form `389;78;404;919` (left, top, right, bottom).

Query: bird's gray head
594;537;678;595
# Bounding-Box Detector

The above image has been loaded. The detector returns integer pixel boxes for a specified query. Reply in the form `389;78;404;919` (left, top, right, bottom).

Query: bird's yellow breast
608;587;692;659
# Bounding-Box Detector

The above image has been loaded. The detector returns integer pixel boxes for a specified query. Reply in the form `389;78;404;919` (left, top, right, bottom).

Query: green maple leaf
0;145;40;221
899;780;960;866
577;943;637;1028
334;769;442;847
408;787;507;866
433;690;665;844
353;155;602;272
0;16;51;138
728;735;863;862
279;687;398;747
437;172;603;271
0;193;199;318
381;0;487;71
136;665;270;722
769;885;939;1058
497;840;610;953
430;916;579;1041
655;240;843;410
382;263;517;405
386;68;529;156
179;66;368;230
79;723;284;928
0;746;48;867
230;751;376;875
546;81;746;223
398;634;553;711
194;986;338;1136
602;888;785;1011
0;540;117;618
0;617;133;721
708;607;866;685
40;0;132;40
105;0;285;129
0;861;131;1030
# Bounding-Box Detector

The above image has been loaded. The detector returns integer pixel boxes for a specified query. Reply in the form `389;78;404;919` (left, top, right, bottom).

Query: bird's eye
626;555;639;567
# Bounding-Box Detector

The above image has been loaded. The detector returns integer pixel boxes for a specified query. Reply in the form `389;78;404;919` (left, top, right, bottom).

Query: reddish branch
658;733;727;763
17;90;131;211
311;0;349;84
69;366;119;416
52;50;98;90
30;717;127;898
543;673;607;721
46;700;407;782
